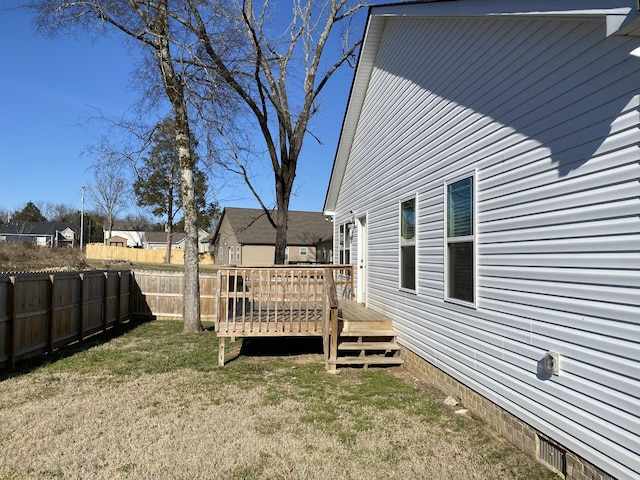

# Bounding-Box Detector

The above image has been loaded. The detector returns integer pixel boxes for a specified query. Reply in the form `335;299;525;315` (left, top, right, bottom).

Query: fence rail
0;270;131;368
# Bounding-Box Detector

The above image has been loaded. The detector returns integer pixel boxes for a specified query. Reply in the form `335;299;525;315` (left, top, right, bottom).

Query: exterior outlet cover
544;352;560;375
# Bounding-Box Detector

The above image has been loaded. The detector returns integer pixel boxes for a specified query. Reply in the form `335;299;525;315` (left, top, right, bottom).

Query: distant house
144;231;185;250
208;207;333;265
104;221;149;248
144;229;210;253
0;222;77;247
324;2;640;480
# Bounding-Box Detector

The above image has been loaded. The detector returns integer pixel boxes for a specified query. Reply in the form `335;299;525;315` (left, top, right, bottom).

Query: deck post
329;307;339;373
323;268;339;373
218;337;225;367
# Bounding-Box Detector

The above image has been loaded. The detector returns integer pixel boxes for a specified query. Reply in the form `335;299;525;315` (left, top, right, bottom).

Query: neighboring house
324;2;640;480
208;207;333;265
103;221;149;247
0;222;77;247
144;231;186;251
144;229;210;253
104;221;210;252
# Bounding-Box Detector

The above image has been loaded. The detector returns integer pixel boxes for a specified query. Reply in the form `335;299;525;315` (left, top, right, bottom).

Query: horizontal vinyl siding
335;14;640;480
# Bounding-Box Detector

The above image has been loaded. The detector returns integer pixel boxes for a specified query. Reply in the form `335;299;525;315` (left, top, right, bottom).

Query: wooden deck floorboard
218;301;393;337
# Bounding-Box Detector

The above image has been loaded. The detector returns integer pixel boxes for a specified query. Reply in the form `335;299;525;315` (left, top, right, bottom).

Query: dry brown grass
0;242;87;273
0;322;559;480
0;242;218;274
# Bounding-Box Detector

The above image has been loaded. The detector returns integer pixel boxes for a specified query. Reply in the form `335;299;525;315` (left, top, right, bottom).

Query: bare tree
39;201;78;223
27;0;235;333
86;164;130;241
187;0;364;263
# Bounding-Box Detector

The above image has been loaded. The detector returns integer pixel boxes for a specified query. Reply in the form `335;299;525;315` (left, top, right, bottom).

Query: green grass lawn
0;320;559;480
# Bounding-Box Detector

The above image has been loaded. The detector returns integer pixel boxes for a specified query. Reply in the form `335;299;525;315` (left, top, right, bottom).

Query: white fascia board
372;1;637;36
324;14;387;213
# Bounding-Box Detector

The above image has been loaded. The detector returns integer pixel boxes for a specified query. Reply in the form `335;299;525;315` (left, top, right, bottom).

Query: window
219;247;223;260
299;247;308;256
445;174;475;304
285;247;290;262
236;245;241;261
400;197;416;290
339;223;351;264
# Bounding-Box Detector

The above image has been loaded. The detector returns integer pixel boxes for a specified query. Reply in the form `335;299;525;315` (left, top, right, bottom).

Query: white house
104;221;147;248
324;2;640;479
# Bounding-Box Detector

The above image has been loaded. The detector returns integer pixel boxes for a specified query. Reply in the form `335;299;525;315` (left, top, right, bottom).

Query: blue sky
0;2;361;221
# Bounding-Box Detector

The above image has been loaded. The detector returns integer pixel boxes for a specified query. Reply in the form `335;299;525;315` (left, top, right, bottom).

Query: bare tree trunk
164;225;172;263
273;162;293;264
165;171;174;264
154;0;201;333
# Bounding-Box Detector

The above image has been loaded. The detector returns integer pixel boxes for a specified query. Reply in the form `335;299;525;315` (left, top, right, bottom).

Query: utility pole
80;186;85;250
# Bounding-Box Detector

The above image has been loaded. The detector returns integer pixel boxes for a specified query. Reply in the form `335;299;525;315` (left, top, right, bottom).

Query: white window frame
399;194;417;292
236;245;241;261
339;223;352;264
299;246;308;256
219;246;223;260
444;171;477;307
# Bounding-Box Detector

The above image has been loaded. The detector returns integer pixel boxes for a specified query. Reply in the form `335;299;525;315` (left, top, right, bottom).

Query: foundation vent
538;435;566;476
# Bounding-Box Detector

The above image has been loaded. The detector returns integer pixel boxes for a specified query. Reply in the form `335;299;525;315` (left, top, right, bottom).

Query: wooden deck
215;266;402;370
216;301;390;336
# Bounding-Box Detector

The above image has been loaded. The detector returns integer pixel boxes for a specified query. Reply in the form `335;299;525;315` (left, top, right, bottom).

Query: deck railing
215;264;352;336
215;265;352;366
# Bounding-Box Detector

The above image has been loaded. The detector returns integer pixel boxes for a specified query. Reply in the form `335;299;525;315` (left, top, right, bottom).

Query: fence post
79;273;85;342
9;276;16;368
103;272;109;330
48;274;55;353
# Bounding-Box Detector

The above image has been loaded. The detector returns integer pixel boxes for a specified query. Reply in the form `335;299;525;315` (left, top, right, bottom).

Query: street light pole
80;186;85;250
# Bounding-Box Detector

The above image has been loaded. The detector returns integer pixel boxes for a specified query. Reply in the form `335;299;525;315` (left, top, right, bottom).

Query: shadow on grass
238;336;324;358
0;318;152;381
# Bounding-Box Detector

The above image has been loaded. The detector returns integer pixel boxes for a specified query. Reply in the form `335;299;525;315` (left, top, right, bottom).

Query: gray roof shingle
220;208;332;245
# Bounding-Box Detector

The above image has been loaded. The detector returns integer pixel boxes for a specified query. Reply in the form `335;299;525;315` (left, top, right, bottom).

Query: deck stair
330;317;404;369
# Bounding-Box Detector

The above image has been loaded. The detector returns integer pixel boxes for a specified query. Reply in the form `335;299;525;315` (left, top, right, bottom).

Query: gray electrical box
544;352;560;376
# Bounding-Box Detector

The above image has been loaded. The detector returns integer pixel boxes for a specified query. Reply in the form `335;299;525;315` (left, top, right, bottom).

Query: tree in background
86;164;130;242
190;0;364;263
28;0;241;334
39;202;78;223
134;117;210;263
175;200;221;234
13;202;46;222
0;207;11;224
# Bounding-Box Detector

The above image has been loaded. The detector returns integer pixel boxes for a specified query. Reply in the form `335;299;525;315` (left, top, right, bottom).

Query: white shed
324;2;640;479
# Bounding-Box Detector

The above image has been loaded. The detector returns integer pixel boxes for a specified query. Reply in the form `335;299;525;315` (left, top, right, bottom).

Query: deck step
330;356;405;366
341;320;394;330
338;341;401;351
339;329;397;337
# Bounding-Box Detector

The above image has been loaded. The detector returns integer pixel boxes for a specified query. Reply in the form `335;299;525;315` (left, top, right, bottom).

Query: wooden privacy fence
130;270;218;322
0;270;131;368
86;244;215;265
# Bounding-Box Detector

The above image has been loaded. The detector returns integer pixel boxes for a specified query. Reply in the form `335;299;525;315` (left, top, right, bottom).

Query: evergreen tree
13;202;46;222
134;117;209;262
